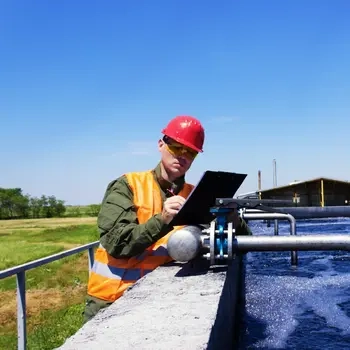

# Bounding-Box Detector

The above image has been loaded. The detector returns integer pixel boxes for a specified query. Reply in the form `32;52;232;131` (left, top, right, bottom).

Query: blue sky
1;0;349;205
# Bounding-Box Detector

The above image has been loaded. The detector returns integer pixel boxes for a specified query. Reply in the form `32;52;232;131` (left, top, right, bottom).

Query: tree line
0;187;101;220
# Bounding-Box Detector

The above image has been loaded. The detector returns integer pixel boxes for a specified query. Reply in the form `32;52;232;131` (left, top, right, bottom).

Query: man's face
158;137;198;178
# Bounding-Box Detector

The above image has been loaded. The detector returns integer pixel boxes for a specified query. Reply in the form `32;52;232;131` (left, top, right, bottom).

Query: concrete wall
57;256;245;350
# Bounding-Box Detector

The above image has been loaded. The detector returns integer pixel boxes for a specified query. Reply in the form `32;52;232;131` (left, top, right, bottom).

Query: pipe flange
210;220;216;265
227;221;233;260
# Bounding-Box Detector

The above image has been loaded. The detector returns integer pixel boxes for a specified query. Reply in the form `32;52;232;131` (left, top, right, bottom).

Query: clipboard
169;170;247;226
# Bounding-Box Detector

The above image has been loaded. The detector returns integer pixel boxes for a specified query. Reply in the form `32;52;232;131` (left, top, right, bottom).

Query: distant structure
258;170;262;191
259;177;350;207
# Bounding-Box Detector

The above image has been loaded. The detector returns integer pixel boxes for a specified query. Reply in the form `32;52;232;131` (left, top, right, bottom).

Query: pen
166;184;177;197
166;188;175;197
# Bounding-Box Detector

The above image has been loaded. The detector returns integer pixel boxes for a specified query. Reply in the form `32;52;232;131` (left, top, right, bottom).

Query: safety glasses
163;137;198;160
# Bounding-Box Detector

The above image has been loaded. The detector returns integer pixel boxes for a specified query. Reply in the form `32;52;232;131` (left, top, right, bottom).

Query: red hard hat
162;116;205;152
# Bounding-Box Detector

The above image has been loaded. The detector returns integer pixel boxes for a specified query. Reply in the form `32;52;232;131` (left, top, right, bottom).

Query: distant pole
258;170;262;199
273;159;279;235
273;159;277;187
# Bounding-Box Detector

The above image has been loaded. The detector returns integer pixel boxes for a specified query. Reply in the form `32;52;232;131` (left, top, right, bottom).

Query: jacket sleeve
235;218;253;235
98;176;171;258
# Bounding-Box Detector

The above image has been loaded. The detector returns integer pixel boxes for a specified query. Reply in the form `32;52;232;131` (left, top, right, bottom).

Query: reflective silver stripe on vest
92;261;123;280
92;261;153;281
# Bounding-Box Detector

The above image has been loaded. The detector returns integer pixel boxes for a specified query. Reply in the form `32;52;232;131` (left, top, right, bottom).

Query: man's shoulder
105;170;152;192
124;169;155;187
105;174;129;192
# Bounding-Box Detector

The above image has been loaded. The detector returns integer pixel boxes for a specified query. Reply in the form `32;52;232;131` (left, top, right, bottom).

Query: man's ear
158;139;164;152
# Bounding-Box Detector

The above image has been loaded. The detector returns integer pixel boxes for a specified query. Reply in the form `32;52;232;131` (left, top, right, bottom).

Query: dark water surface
240;218;350;349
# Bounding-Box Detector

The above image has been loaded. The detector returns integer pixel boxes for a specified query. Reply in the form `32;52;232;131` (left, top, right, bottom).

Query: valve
167;211;237;265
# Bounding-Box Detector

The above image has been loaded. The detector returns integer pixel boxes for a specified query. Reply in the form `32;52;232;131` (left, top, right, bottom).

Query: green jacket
98;163;252;259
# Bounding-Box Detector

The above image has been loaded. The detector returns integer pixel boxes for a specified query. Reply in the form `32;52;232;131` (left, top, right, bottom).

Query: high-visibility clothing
87;170;193;302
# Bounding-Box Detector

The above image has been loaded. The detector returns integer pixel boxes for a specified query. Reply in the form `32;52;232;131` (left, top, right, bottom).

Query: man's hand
162;195;186;224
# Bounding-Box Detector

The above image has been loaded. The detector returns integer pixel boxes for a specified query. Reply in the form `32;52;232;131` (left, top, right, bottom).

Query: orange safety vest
87;170;194;302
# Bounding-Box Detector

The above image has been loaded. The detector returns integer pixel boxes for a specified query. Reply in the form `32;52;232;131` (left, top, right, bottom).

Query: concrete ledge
58;257;245;350
207;256;245;350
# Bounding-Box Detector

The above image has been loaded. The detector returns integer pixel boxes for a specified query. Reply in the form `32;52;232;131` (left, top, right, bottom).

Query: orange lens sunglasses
163;138;198;160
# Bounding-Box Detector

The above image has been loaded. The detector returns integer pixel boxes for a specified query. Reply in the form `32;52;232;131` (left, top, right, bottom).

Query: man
84;115;251;322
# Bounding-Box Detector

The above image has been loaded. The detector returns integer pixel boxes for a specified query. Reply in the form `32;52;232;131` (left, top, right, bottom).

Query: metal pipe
0;241;99;350
0;241;99;280
244;206;350;219
274;206;350;219
167;227;350;264
242;212;296;236
17;271;26;350
242;212;298;264
272;159;278;235
231;234;350;252
274;220;279;235
243;209;267;213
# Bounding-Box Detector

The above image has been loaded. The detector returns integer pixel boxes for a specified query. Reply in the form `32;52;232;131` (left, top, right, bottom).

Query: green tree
0;188;30;219
0;187;67;220
54;199;66;217
30;197;42;218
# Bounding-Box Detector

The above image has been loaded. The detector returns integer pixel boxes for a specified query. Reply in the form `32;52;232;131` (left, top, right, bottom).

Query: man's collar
152;162;185;193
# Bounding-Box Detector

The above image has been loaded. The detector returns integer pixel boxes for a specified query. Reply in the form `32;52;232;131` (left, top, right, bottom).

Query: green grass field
0;217;99;350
